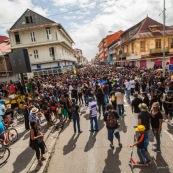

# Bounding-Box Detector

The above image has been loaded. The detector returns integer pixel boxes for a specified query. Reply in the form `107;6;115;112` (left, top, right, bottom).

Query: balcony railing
150;47;169;54
116;52;130;59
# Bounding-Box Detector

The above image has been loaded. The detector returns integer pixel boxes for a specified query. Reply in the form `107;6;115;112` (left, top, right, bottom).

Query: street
1;98;173;173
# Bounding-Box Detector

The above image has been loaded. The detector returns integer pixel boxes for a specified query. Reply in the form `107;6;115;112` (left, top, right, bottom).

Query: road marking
164;130;173;141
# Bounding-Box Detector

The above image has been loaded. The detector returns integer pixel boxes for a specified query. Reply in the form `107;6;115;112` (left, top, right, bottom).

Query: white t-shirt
88;101;97;117
125;81;131;90
130;80;135;88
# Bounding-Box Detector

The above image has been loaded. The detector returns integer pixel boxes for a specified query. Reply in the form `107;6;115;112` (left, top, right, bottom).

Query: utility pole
162;0;166;77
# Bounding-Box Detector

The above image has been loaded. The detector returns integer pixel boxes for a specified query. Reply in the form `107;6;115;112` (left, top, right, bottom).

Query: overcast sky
0;0;173;60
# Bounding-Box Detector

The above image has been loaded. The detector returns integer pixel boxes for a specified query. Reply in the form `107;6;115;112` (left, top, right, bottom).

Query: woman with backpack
104;104;122;149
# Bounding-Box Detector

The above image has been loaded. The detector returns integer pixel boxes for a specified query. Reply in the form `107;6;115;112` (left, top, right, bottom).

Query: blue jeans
90;116;98;131
137;148;150;163
84;96;88;105
73;115;80;133
144;130;149;149
117;104;124;116
126;90;130;100
104;95;109;103
152;128;161;150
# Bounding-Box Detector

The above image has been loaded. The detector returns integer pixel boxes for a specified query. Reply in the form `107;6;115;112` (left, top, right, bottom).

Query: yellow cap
135;125;146;132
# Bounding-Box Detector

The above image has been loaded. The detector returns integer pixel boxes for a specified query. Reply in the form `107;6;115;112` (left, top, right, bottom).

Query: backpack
107;111;118;128
111;94;115;102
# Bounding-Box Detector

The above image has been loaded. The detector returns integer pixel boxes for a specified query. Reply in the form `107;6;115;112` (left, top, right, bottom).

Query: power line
0;0;112;25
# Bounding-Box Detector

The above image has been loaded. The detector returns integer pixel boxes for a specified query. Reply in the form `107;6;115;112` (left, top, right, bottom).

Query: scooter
129;148;149;167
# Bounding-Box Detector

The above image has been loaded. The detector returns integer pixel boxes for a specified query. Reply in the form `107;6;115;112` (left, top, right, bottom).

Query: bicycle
0;139;10;165
14;108;24;122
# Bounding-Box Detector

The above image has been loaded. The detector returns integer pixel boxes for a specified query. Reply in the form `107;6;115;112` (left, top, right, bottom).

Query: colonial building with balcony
113;16;173;68
8;9;77;77
74;48;84;65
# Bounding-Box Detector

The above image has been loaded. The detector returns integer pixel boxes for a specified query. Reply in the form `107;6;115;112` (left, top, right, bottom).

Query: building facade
112;17;173;68
74;48;84;64
98;30;123;63
8;9;77;77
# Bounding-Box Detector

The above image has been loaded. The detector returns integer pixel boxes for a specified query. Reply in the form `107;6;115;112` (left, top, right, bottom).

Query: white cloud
69;0;173;60
0;0;48;35
52;0;91;7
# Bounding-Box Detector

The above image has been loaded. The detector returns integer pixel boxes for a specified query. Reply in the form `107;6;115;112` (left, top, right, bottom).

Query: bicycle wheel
8;128;18;143
16;113;24;122
0;147;10;165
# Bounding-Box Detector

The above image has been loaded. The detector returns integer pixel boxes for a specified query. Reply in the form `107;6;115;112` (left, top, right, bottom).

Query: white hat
31;107;39;114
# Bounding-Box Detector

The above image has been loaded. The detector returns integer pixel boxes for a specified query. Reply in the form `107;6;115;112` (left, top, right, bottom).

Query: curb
27;122;63;173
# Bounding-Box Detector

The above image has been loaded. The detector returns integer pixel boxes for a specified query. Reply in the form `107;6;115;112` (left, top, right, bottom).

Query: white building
8;9;77;77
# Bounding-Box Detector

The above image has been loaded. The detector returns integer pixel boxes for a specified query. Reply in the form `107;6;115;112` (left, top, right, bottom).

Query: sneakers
146;160;151;164
78;131;83;134
110;144;114;149
118;143;122;147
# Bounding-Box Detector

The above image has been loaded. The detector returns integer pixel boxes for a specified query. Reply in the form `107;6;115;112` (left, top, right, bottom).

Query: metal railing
150;47;169;54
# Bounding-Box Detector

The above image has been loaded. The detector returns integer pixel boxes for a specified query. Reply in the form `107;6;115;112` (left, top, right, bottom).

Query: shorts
62;109;68;118
108;128;120;141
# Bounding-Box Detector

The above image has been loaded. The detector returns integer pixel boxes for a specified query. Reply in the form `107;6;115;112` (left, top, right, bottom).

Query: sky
0;0;173;60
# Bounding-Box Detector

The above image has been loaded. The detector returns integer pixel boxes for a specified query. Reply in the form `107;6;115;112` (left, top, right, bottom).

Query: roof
0;36;8;44
9;9;56;30
121;16;173;46
8;9;74;43
106;30;123;46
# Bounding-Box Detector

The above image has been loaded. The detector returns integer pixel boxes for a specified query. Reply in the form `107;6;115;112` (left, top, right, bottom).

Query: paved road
0;118;51;173
1;98;173;173
47;99;173;173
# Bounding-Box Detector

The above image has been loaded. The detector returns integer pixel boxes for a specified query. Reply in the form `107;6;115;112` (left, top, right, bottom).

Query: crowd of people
0;65;173;166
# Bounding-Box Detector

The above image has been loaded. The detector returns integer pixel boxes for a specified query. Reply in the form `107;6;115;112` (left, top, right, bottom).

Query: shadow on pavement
17;130;29;141
103;147;122;173
61;120;71;132
84;132;98;152
84;113;90;120
63;134;80;155
97;114;105;131
167;123;173;134
119;117;127;133
138;152;171;173
12;147;34;173
23;131;30;140
148;130;154;142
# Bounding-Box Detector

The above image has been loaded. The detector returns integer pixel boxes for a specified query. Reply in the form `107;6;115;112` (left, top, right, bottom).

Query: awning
126;55;141;61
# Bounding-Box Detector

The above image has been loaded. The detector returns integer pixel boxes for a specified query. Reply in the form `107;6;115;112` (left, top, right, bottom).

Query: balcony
116;52;130;59
150;47;169;54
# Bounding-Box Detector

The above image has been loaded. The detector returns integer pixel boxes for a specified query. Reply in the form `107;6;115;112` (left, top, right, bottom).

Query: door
140;60;146;68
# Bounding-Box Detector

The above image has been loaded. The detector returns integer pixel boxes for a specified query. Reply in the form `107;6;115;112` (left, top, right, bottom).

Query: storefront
140;60;146;68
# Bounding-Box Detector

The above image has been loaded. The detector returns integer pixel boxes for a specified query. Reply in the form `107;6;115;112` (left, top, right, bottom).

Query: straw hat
31;107;39;114
135;125;146;132
138;103;148;111
157;82;162;86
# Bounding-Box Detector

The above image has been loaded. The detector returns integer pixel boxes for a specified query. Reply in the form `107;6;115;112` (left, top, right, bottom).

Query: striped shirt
88;101;97;117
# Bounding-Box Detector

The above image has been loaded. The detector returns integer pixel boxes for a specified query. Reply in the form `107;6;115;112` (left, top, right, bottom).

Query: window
171;38;173;48
127;45;129;52
49;47;55;60
25;16;33;24
46;27;52;40
30;32;36;42
155;39;161;49
33;50;39;59
14;32;21;44
131;43;134;53
140;41;146;52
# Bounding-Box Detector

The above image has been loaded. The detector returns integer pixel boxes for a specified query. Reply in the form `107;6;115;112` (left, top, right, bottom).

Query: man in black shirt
138;103;151;150
131;94;143;127
71;98;82;134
